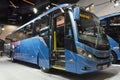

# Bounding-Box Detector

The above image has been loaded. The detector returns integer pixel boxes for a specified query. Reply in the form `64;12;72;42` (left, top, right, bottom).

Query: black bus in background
0;39;4;56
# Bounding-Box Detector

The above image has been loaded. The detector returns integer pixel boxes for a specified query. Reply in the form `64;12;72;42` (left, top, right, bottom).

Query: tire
41;66;50;73
37;54;40;69
111;51;117;64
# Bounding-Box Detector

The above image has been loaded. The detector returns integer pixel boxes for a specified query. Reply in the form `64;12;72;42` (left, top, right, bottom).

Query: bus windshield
77;9;110;50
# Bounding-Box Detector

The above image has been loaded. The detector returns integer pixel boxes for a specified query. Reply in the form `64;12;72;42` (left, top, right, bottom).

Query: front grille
93;55;110;61
96;45;110;50
97;62;110;70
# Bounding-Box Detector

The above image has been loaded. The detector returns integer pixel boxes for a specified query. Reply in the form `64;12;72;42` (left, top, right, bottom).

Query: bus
6;4;111;74
0;39;4;56
99;12;120;63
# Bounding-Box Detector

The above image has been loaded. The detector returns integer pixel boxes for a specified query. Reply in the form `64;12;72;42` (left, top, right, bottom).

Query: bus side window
12;28;26;41
110;16;120;24
100;20;107;27
25;24;33;38
55;14;65;47
34;19;41;35
65;13;73;38
40;15;50;37
64;12;76;52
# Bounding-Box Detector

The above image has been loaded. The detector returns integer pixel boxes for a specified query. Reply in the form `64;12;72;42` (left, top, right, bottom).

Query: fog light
82;67;90;70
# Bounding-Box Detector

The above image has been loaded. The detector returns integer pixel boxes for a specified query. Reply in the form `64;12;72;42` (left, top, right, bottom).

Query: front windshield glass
77;9;110;50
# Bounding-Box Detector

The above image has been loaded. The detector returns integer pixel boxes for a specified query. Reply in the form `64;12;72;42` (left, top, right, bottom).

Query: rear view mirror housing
73;7;80;21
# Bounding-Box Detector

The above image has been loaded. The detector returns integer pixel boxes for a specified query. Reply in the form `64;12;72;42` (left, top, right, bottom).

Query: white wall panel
78;0;120;17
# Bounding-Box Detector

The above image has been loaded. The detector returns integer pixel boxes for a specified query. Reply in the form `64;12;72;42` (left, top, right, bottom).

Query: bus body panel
13;38;38;64
75;42;111;74
20;39;37;63
65;49;98;74
76;54;111;74
76;54;97;74
65;49;77;73
38;37;50;69
14;41;21;60
13;36;50;67
107;36;120;60
65;48;111;74
65;40;111;74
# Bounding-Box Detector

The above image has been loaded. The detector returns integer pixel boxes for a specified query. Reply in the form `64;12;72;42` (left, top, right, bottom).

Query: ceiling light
114;2;119;6
46;5;50;10
86;7;89;11
1;28;5;31
33;8;38;14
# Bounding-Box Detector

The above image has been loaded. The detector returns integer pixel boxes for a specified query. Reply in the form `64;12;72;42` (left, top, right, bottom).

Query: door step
51;47;65;70
52;65;65;70
53;48;64;52
54;60;65;67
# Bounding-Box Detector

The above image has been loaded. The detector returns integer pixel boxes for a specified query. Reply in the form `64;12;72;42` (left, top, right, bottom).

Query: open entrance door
51;12;65;70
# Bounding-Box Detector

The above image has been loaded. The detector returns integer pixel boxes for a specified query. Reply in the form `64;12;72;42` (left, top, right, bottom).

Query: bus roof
9;4;70;35
99;12;120;20
8;3;96;36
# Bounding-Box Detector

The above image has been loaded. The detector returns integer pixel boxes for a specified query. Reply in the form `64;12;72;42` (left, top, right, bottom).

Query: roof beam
22;0;35;6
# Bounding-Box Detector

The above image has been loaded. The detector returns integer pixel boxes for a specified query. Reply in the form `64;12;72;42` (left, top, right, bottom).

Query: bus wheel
111;51;117;64
41;67;50;73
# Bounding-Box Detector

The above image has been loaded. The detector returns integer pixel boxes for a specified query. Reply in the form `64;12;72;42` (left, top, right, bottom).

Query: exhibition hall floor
0;56;120;80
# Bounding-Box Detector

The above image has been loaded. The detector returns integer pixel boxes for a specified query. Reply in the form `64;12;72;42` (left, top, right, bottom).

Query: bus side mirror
73;7;80;21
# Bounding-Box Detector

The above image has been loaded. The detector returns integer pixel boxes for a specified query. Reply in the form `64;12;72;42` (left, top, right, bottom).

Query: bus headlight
77;47;93;58
88;54;92;58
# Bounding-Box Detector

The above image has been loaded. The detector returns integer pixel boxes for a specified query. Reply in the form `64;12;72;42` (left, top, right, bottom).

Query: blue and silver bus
6;4;111;74
99;12;120;63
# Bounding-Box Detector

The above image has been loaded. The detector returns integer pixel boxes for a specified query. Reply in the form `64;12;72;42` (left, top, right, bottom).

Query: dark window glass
40;16;50;37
